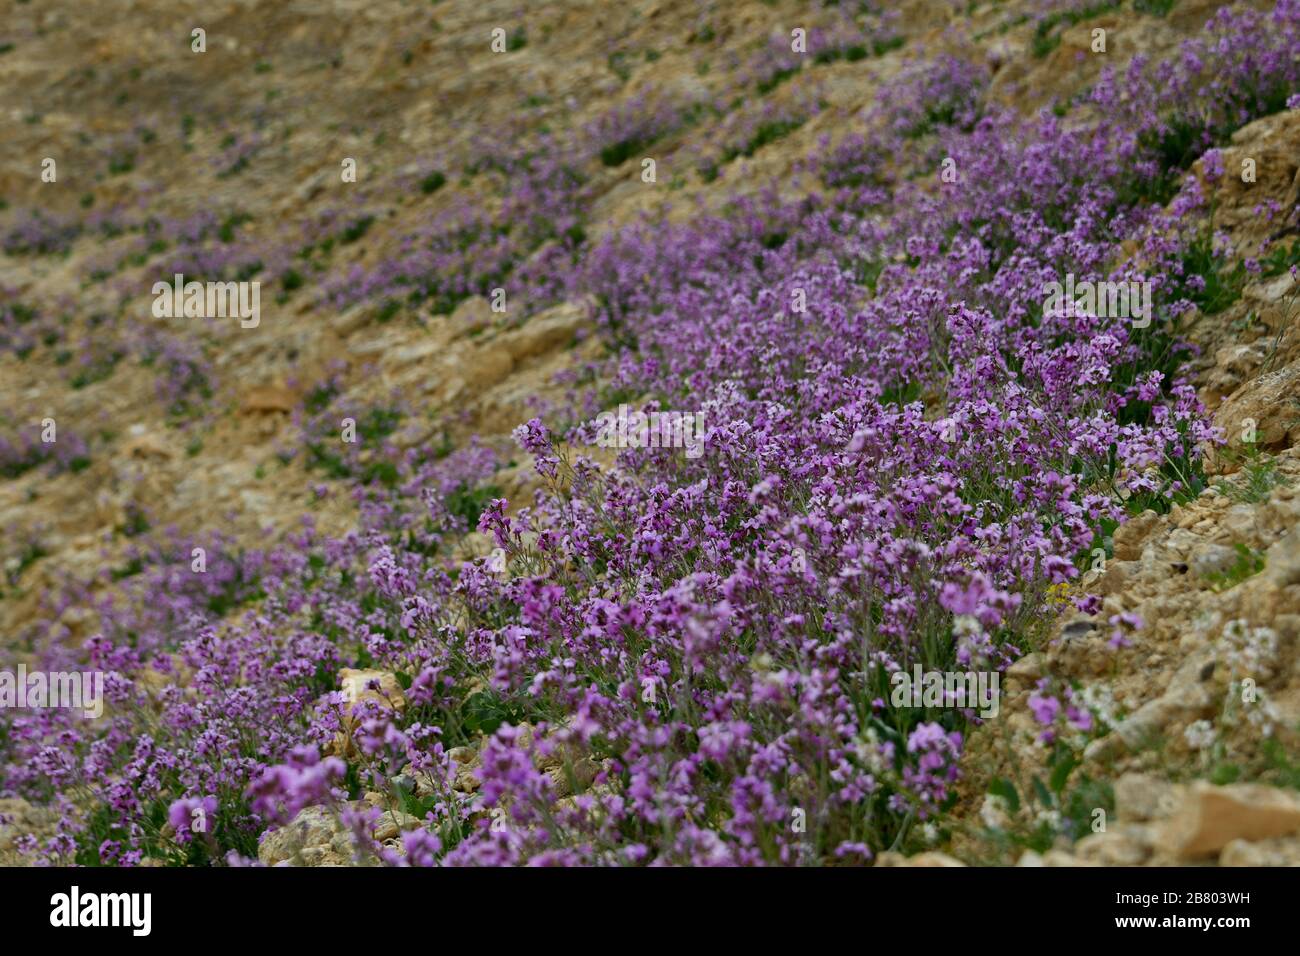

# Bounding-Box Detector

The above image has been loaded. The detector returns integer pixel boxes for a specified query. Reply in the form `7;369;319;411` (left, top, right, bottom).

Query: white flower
1033;805;1064;833
1221;620;1278;679
1244;691;1280;738
854;728;888;774
980;794;1010;829
1077;683;1119;730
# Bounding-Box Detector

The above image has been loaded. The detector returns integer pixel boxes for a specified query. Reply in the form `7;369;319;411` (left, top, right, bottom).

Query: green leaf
1210;763;1241;786
988;777;1020;813
1049;752;1080;795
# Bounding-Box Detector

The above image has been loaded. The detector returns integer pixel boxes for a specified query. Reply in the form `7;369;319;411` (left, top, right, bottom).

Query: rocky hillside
0;0;1298;866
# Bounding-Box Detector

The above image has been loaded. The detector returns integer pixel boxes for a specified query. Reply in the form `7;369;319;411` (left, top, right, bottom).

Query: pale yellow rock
121;432;172;459
1212;361;1300;460
258;805;354;867
1115;773;1181;823
240;384;298;415
874;851;966;867
372;811;422;842
338;668;407;714
497;300;589;364
1113;510;1161;561
1218;835;1300;867
1074;827;1154;866
1160;783;1300;860
1041;849;1086;867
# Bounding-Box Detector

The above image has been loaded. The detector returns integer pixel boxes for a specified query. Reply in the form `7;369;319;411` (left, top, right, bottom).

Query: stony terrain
0;0;1298;866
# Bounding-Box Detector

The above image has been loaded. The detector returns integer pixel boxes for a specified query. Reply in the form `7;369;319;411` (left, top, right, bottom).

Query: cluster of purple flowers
0;423;90;480
1;2;1297;866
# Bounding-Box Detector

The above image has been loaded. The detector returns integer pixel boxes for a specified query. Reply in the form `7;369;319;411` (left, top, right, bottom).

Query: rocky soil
1;0;1297;865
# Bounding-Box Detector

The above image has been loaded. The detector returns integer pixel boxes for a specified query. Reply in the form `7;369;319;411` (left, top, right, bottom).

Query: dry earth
1;0;1297;864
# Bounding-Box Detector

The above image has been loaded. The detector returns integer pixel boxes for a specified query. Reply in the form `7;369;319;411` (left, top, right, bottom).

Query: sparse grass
446;482;502;529
1201;542;1266;591
1182;230;1247;315
218;212;251;243
108;152;135;175
607;51;631;82
69;351;123;389
722;118;804;163
110;554;145;582
756;64;800;95
5;540;47;587
304;381;341;414
814;35;904;65
1134;0;1177;16
978;742;1116;860
340;215;375;244
1214;448;1289;503
420;171;447;194
1031;1;1122;58
600;137;650;168
122;503;150;538
1260;736;1300;790
1260;239;1300;279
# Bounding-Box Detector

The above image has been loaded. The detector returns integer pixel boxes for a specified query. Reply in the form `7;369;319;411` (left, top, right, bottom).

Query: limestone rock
450;295;494;336
240;385;298;415
338;668;407;715
1190;543;1240;579
1218;834;1300;867
875;850;966;867
1115;773;1181;823
1073;826;1154;866
258;805;353;867
1159;783;1300;860
372;811;422;842
1113;510;1161;561
545;756;600;799
1212;360;1300;460
121;431;172;460
497;300;589;364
